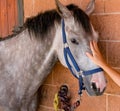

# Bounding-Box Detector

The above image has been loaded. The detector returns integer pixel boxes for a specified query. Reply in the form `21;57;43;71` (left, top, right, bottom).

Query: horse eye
71;38;79;45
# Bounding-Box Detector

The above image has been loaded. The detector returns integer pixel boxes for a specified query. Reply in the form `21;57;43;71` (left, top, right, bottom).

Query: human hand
86;41;107;68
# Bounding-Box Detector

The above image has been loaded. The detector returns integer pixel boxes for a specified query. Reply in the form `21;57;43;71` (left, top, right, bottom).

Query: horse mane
67;4;92;33
25;9;61;38
0;4;92;41
25;4;92;38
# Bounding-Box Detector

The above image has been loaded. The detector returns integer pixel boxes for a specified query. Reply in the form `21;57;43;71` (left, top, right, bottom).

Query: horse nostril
91;82;100;93
91;82;97;91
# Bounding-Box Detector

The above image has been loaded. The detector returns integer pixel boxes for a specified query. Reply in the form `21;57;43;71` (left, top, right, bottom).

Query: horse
0;0;106;111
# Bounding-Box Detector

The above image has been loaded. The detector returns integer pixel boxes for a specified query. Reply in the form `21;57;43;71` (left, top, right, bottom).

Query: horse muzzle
83;71;107;96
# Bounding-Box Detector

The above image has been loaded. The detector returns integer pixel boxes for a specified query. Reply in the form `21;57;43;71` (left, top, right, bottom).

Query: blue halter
61;19;103;95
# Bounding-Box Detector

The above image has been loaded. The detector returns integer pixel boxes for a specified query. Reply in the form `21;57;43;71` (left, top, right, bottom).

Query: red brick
107;42;120;67
57;0;82;7
94;0;104;13
33;0;82;16
33;0;56;15
98;41;107;61
91;15;120;40
23;0;34;17
108;95;120;111
105;71;120;95
105;0;120;13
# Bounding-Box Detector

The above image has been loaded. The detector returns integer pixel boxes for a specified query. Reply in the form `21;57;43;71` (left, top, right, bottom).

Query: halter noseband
61;19;103;95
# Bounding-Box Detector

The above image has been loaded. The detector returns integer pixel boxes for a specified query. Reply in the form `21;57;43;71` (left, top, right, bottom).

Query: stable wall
24;0;120;111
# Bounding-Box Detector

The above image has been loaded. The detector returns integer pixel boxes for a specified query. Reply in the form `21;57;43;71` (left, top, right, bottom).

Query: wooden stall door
0;0;24;38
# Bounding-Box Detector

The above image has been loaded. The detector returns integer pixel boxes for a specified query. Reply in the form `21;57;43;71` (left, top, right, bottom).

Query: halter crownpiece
61;19;103;95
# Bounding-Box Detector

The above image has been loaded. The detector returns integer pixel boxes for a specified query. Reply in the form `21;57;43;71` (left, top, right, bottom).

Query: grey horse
0;0;106;111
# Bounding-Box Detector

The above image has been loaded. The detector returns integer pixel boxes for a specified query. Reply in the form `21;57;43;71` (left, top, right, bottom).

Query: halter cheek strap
61;19;103;95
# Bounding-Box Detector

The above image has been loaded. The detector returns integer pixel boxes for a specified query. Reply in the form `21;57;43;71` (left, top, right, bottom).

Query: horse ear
55;0;72;18
85;0;95;15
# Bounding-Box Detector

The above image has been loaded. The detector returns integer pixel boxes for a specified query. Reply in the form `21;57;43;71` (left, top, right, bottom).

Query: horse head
55;0;107;96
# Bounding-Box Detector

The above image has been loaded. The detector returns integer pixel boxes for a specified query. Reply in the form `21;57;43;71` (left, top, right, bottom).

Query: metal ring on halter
64;43;69;48
78;70;83;76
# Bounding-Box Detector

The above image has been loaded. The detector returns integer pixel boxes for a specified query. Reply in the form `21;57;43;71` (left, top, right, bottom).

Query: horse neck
34;28;59;84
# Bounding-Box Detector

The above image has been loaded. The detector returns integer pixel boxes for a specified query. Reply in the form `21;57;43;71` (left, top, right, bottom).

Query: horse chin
85;86;106;96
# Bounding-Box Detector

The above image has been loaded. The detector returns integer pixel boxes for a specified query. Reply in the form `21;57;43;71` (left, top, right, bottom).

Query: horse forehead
69;19;89;32
66;22;87;37
69;22;98;41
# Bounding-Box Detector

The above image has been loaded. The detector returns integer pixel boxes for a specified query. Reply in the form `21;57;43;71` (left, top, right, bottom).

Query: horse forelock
67;4;92;34
25;4;92;39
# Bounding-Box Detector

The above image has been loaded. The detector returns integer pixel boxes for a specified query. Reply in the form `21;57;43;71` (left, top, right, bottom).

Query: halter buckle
78;70;83;76
64;43;69;48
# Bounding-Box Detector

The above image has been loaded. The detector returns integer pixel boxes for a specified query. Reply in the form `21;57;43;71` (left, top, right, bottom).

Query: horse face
55;0;107;96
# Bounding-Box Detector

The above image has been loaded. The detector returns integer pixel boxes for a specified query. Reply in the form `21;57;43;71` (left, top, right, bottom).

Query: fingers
90;40;100;54
86;52;93;60
86;40;100;59
86;41;95;58
90;40;96;54
92;40;99;52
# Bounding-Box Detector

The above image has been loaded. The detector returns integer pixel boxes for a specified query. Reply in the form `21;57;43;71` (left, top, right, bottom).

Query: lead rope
53;93;60;111
54;85;81;111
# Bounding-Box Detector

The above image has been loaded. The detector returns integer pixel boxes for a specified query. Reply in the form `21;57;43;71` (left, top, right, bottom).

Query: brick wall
24;0;120;111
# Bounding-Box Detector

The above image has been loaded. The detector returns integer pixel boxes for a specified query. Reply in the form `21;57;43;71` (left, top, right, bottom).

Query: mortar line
106;94;108;111
93;12;120;16
104;93;120;97
99;40;120;42
39;105;54;110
